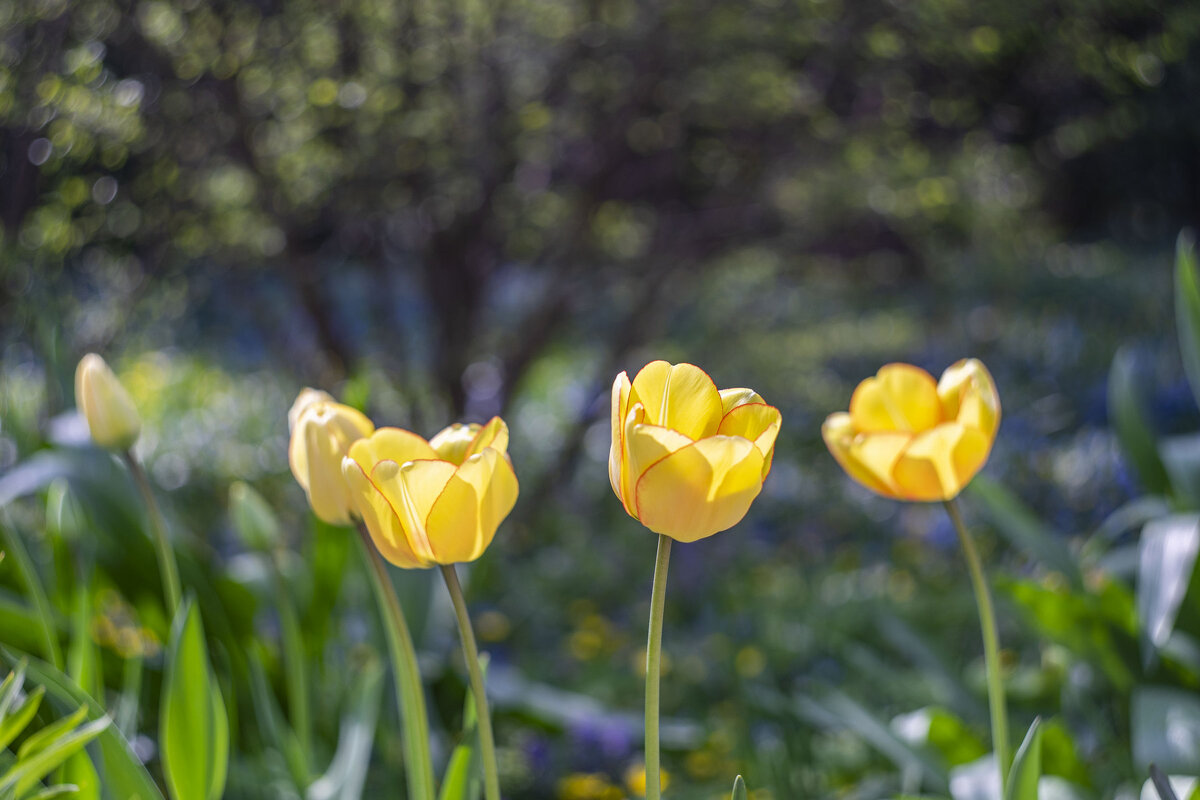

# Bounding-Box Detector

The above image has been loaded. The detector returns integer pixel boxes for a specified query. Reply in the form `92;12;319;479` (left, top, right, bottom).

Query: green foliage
160;600;228;800
1004;719;1042;800
0;664;107;800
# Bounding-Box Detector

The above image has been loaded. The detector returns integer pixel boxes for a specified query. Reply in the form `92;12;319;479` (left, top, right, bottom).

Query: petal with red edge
635;435;764;543
425;448;519;564
629;361;723;439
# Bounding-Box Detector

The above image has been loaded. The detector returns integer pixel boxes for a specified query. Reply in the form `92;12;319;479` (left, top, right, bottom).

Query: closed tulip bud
822;359;1000;502
75;353;142;450
609;361;781;543
288;393;375;525
341;417;519;568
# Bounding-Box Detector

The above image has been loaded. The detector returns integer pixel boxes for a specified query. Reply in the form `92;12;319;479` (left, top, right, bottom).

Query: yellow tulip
822;359;1000;502
74;353;142;450
341;417;519;568
288;387;334;432
609;361;781;543
288;391;375;525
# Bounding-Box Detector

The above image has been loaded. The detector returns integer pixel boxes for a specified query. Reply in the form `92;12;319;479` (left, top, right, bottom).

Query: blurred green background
3;0;1200;797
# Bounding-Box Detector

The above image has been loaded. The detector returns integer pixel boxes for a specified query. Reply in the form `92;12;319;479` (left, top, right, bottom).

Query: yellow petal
425;448;519;564
370;459;456;563
342;457;429;568
821;413;905;499
288;388;334;433
429;417;510;465
618;402;650;517
625;423;693;505
719;387;765;414
634;435;765;542
629;361;723;439
301;421;353;524
937;359;1001;440
347;428;438;470
429;423;480;464
288;402;374;525
892;422;991;501
849;363;941;433
464;416;509;458
717;402;782;478
609;371;633;503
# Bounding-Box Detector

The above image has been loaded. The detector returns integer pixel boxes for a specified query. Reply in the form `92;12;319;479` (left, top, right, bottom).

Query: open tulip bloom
341;417;518;568
823;359;1013;789
821;359;999;502
610;360;781;542
610;360;780;800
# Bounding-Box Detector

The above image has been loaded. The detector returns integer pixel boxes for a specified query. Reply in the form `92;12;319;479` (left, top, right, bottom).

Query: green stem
355;523;435;800
123;452;182;613
440;564;500;800
645;534;672;800
0;520;62;669
944;498;1010;790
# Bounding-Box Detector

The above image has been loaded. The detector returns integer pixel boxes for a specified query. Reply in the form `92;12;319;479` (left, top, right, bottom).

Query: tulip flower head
609;361;781;543
822;359;1000;502
341;417;519;568
288;387;335;432
288;391;375;525
75;353;142;450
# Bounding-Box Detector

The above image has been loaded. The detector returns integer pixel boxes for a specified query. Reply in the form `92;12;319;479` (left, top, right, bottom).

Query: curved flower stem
440;564;501;800
123;451;181;613
355;523;435;800
645;534;672;800
944;498;1010;791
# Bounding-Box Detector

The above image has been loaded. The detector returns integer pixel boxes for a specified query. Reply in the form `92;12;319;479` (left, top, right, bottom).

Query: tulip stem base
645;533;672;800
944;498;1010;791
441;564;501;800
124;451;182;613
356;523;435;800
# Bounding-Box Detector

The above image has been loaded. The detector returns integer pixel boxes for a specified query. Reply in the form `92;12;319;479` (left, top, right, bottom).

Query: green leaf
436;746;476;800
1133;687;1200;773
0;687;43;752
17;708;88;761
1138;515;1200;658
306;655;383;800
245;648;308;791
0;648;164;800
1175;231;1200;410
24;785;83;800
60;754;99;800
0;716;108;797
160;599;228;800
1004;718;1042;800
731;775;747;800
892;706;988;768
1109;346;1171;495
1161;435;1200;508
438;655;488;800
0;669;27;724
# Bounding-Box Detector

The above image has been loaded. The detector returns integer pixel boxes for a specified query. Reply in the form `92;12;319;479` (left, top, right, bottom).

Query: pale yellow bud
75;353;142;451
